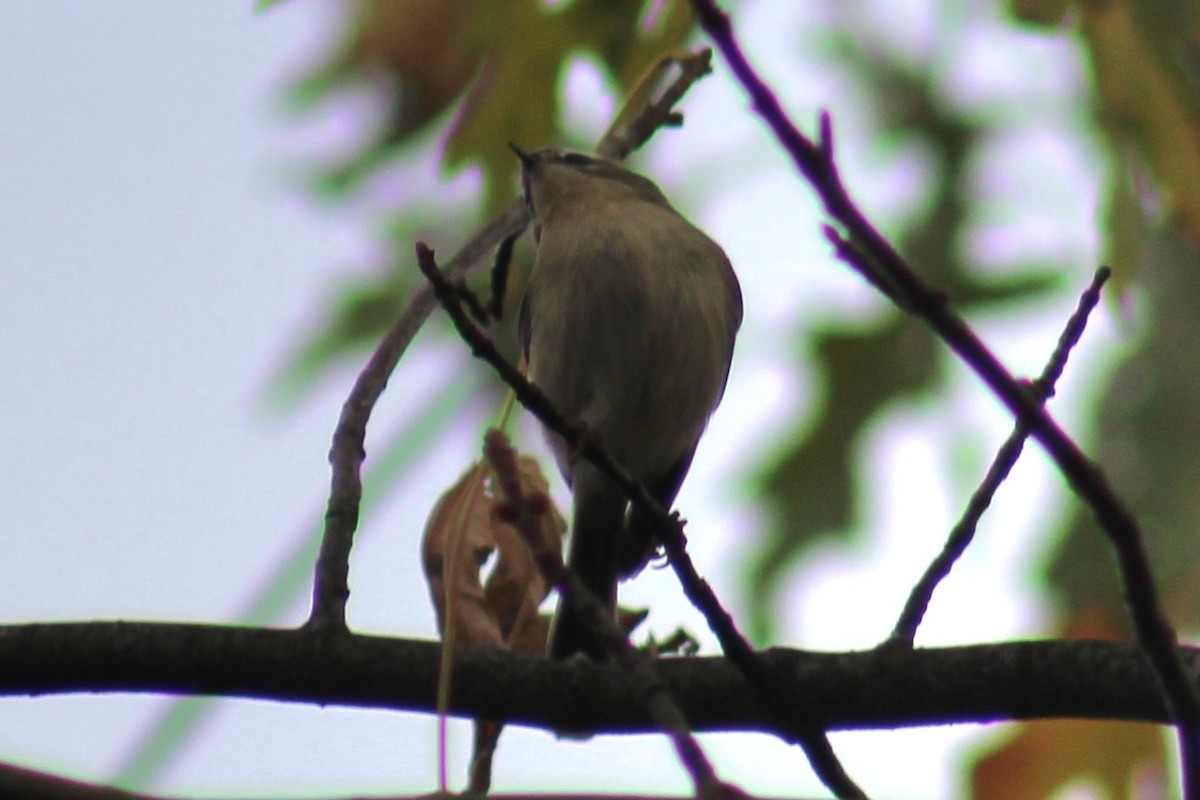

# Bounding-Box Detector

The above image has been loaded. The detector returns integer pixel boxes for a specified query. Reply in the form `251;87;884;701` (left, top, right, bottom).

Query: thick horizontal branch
1;621;1192;734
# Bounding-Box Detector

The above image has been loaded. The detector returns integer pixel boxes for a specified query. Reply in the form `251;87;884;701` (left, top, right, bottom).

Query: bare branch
688;1;1200;792
484;428;729;799
888;267;1111;645
1;622;1195;732
598;49;714;160
309;202;528;633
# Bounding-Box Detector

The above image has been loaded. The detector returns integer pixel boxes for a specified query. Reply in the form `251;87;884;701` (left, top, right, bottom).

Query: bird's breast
525;205;739;478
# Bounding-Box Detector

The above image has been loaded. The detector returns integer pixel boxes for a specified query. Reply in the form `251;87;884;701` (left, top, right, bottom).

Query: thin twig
483;428;733;799
888;267;1111;645
656;508;866;797
306;48;716;633
598;50;714;160
416;244;667;526
417;243;867;799
689;1;1200;794
308;203;527;633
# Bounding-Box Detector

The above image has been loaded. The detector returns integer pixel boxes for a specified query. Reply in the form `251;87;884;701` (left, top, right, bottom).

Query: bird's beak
508;142;534;169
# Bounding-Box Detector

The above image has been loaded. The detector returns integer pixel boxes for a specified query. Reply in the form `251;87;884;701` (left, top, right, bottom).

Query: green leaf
1048;227;1200;629
1005;0;1072;28
1082;0;1200;246
444;2;567;215
748;316;939;641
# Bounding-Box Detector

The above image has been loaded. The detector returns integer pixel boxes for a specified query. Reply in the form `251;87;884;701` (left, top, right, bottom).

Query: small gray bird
511;145;743;661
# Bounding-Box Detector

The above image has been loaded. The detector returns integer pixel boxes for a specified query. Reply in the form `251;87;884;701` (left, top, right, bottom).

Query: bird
511;144;742;660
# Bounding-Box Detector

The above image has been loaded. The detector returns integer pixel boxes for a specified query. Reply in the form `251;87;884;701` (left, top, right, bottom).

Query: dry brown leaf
323;0;480;138
421;454;566;652
484;455;566;653
422;462;505;649
1081;0;1200;243
968;613;1167;799
422;451;567;794
970;719;1164;799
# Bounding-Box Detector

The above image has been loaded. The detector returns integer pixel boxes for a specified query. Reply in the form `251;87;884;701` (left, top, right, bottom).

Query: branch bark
1;621;1190;733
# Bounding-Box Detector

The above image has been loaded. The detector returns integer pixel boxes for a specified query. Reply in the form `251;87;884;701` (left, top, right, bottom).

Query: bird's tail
548;472;625;660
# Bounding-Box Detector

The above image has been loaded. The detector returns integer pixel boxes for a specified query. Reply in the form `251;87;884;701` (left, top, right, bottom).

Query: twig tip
817;110;834;159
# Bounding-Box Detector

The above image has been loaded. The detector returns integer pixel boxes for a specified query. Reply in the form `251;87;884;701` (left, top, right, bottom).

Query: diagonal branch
887;266;1111;646
309;204;526;634
484;428;730;799
688;1;1200;794
416;245;865;798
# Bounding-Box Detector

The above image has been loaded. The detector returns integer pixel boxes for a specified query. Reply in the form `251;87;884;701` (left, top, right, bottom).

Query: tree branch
0;621;1192;732
483;428;729;798
688;0;1200;792
887;266;1111;645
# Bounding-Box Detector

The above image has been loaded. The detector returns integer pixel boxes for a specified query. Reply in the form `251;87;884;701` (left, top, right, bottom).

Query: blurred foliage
968;613;1167;798
268;0;1200;795
1012;1;1200;795
1076;1;1200;272
750;0;1200;793
1008;0;1200;289
749;10;1062;643
272;0;692;400
971;717;1164;799
290;0;690;206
